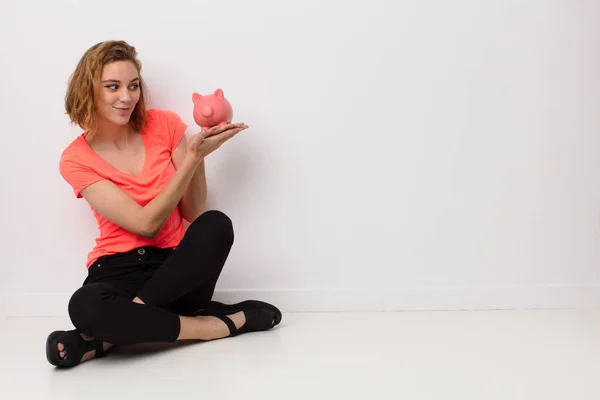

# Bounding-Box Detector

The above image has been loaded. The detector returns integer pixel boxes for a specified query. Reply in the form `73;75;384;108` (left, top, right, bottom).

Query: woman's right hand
186;123;249;163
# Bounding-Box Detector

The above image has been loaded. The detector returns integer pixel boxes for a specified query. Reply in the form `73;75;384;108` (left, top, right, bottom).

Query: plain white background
1;0;599;316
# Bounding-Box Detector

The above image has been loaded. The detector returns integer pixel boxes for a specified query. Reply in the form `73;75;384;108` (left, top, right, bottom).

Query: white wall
1;0;599;316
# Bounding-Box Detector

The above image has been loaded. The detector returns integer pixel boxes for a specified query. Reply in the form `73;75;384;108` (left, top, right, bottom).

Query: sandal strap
73;329;105;357
91;339;106;358
213;314;238;337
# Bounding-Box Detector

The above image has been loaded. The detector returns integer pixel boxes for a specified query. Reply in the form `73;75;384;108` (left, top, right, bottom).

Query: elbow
138;229;158;239
138;222;160;239
139;230;159;239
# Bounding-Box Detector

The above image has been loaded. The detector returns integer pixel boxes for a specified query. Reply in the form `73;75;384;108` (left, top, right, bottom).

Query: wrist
183;154;204;169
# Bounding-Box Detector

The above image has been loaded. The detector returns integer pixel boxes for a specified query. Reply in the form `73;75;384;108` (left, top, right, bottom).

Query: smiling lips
115;107;132;116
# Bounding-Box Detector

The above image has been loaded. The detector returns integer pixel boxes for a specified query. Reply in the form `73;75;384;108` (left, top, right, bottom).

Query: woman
46;40;281;368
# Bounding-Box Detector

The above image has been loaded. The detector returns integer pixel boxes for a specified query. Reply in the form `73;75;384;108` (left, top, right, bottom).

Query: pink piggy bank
192;88;233;130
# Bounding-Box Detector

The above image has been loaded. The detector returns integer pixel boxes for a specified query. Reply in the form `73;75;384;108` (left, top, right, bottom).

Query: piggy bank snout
202;106;214;117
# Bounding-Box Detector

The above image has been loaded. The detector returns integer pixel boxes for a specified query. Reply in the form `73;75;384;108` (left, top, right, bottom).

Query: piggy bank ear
214;88;224;99
192;93;203;103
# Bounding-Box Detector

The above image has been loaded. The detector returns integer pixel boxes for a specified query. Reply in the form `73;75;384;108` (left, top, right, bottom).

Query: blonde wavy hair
65;40;148;138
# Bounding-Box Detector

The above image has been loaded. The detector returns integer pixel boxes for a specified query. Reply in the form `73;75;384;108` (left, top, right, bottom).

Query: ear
214;88;224;99
192;93;203;103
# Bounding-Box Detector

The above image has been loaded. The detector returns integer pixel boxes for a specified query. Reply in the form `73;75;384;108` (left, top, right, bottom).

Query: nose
119;87;132;103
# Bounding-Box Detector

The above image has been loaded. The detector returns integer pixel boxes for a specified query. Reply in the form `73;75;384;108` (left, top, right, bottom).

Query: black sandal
194;300;282;337
46;330;106;368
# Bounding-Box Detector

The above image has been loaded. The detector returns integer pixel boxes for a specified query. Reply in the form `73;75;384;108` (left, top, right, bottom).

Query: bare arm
79;123;247;238
81;155;200;238
172;134;208;222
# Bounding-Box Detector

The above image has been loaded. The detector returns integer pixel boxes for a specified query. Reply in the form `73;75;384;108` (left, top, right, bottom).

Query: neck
91;118;135;149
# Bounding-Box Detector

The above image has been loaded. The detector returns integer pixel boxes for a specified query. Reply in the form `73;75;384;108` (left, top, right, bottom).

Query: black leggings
67;210;234;346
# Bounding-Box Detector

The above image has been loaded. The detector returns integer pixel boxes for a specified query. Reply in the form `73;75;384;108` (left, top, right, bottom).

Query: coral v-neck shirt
59;109;188;268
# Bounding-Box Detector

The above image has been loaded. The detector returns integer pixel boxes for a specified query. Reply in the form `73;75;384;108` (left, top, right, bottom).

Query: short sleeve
59;152;105;198
160;110;188;152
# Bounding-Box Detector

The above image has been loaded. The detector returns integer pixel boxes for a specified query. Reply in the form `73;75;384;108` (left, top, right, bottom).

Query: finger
215;126;247;143
202;128;222;139
199;125;225;137
224;122;246;129
209;125;224;134
199;129;210;139
208;123;248;137
205;127;243;147
204;124;236;138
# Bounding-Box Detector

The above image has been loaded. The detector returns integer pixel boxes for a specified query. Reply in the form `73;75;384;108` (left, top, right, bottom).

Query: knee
190;210;234;245
67;285;110;333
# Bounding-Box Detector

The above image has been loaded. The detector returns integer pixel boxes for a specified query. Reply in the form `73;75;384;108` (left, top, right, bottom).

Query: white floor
2;310;600;400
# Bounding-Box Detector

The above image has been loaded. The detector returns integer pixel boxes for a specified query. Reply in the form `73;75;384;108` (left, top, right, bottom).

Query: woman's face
96;60;141;127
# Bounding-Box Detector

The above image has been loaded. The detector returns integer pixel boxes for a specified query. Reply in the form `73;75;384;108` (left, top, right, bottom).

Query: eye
105;84;118;90
129;84;139;90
